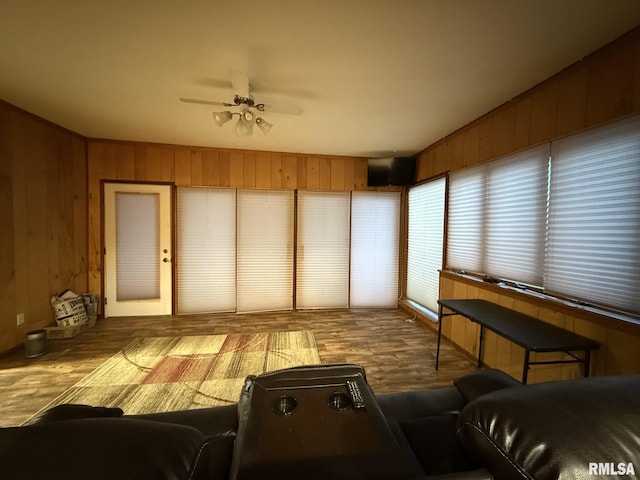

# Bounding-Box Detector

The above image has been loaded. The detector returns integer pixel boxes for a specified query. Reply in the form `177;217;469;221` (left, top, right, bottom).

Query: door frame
102;181;175;317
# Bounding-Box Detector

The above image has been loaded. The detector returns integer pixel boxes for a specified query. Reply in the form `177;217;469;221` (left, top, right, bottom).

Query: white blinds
485;146;548;285
406;178;445;313
546;116;640;314
237;190;294;313
115;192;160;301
176;188;236;314
446;168;484;273
447;145;548;285
296;191;350;309
350;192;400;308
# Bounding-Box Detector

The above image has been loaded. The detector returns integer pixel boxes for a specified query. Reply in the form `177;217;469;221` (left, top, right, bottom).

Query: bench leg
477;325;484;368
436;304;443;370
584;350;591;377
522;350;530;384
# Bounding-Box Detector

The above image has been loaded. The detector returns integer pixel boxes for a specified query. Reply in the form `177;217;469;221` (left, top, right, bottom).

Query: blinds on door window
350;191;400;308
176;188;236;314
115;192;160;301
546;115;640;314
296;191;350;309
237;190;294;313
406;178;445;313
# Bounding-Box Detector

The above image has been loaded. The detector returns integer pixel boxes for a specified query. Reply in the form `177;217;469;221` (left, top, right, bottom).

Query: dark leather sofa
2;366;639;480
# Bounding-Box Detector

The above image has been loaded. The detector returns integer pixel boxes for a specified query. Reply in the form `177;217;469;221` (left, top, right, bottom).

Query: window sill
439;269;640;334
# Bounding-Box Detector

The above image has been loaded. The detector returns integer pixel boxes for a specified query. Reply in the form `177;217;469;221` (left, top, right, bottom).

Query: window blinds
176;188;236;314
296;191;350;309
447;144;548;285
237;190;294;313
406;178;445;313
115;192;160;301
350;191;400;308
546;116;640;314
485;146;548;285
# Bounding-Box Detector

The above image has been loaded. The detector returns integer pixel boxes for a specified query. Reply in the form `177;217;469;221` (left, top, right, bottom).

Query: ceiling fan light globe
235;118;253;137
256;117;273;135
213;111;233;126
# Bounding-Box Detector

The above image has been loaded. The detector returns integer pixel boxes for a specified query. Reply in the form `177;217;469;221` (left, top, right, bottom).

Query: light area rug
31;331;320;419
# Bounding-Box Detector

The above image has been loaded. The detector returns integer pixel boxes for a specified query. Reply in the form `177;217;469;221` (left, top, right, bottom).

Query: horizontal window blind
237;190;294;313
446;168;484;273
115;192;160;301
447;144;548;285
176;188;236;314
296;191;350;309
350;192;400;308
406;178;445;313
546;115;640;314
485;145;548;285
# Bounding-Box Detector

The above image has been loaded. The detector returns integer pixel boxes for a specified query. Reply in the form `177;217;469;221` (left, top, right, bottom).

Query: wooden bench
436;299;600;383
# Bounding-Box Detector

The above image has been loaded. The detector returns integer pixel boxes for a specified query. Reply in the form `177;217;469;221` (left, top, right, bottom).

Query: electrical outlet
17;313;25;326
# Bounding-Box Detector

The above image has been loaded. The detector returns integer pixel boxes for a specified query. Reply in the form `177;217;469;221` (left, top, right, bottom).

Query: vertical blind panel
116;193;160;301
447;167;485;273
176;188;236;314
485;145;548;285
350;192;400;308
406;178;446;312
546;115;640;314
296;191;350;309
237;190;294;313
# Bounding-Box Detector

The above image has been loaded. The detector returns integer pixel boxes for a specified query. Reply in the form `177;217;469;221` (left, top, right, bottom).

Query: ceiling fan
180;70;303;137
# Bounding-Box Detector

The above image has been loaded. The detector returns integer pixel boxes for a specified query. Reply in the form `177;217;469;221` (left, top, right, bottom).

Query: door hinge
104;297;107;305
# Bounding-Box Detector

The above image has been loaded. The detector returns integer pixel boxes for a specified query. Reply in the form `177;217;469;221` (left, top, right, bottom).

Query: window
406;178;445;313
176;188;236;314
546;116;640;314
448;145;548;286
296;191;350;309
445;114;640;317
350;191;400;308
237;190;294;313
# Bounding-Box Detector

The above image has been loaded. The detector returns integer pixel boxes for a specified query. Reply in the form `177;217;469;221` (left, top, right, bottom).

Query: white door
104;183;173;317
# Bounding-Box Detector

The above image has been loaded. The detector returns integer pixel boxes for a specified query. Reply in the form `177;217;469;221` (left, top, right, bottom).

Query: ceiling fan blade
230;70;250;98
179;97;231;107
261;102;304;115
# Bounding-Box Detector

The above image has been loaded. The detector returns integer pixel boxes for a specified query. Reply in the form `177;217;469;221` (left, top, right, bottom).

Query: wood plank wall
86;141;400;297
0;102;87;354
409;27;640;381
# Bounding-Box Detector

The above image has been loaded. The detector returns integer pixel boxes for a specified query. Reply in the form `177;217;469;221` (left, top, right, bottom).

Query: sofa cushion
456;375;640;480
1;417;210;480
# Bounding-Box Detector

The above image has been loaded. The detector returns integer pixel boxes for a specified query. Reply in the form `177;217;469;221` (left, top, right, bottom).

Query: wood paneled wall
87;141;399;296
412;27;640;380
0;102;87;354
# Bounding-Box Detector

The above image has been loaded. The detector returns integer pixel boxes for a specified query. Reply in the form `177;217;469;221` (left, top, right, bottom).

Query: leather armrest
2;418;209;480
453;369;521;403
27;404;123;425
456;375;640;480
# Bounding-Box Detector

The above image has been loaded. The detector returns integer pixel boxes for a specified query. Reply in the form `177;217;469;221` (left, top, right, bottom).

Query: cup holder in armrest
327;392;351;410
272;395;297;415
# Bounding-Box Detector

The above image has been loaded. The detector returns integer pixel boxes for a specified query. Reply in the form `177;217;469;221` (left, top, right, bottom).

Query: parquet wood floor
0;308;477;426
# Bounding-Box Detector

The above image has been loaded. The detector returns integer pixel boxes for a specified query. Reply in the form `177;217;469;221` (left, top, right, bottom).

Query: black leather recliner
2;369;639;480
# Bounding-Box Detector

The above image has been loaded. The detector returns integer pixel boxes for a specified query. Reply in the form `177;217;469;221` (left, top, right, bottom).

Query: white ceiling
1;1;640;158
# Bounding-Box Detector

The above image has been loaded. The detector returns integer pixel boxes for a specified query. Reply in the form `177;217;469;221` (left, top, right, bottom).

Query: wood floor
0;308;477;427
